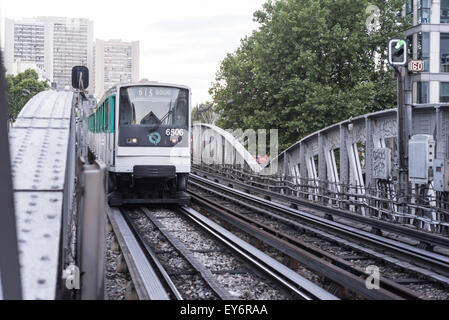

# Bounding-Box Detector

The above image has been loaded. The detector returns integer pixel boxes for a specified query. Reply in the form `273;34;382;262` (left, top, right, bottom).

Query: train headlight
126;138;139;144
171;136;183;144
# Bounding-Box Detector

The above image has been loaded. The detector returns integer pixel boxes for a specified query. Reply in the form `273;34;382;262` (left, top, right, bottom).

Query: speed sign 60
408;60;424;72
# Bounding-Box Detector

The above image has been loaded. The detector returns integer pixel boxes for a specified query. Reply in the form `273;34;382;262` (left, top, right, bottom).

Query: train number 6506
166;129;184;136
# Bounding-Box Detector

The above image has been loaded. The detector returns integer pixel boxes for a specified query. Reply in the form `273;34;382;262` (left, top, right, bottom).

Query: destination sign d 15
408;60;425;72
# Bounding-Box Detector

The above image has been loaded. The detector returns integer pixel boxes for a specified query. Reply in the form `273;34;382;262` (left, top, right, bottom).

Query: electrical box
372;148;392;180
409;135;435;185
434;159;449;192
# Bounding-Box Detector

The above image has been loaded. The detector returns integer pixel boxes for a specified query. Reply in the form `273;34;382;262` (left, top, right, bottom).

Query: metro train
87;82;191;206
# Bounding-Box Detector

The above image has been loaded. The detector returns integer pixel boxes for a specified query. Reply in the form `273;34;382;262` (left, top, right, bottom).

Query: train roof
102;81;191;98
92;81;192;113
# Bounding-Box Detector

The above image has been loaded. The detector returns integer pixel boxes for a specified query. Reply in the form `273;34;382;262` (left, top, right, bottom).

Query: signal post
388;39;424;202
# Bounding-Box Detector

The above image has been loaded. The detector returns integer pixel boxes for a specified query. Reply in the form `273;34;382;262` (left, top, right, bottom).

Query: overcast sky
0;0;266;104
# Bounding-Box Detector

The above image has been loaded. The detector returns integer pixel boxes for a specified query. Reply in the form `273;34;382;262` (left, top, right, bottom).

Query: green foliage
6;69;49;121
192;102;219;124
210;0;408;151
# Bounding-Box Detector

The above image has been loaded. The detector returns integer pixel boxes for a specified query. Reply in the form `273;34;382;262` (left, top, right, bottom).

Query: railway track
188;173;449;299
106;205;337;300
107;207;175;300
191;167;449;252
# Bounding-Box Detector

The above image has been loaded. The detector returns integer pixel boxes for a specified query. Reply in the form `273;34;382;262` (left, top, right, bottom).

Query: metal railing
75;157;106;300
197;164;449;235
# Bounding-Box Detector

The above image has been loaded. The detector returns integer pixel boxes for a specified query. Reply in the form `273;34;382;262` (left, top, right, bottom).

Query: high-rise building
4;17;93;91
4;18;45;77
404;0;449;104
93;39;140;98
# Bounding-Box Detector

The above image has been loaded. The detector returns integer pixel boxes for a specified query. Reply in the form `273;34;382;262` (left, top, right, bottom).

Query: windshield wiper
160;99;174;124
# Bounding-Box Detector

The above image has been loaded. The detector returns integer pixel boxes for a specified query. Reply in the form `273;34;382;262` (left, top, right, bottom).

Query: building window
441;33;449;72
441;83;449;102
407;35;414;59
406;0;413;22
442;0;449;23
418;32;430;71
417;81;429;104
418;0;431;24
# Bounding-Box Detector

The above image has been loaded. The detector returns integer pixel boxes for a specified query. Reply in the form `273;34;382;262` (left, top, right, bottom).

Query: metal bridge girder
193;123;262;173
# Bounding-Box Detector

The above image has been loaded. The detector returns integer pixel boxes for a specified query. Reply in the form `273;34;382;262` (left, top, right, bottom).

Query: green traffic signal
389;39;407;66
395;40;405;50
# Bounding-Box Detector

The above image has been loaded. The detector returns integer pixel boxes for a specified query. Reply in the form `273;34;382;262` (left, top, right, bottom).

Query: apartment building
94;39;139;98
4;17;93;91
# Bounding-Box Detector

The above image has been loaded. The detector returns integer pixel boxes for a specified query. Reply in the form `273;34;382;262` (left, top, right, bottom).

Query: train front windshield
118;86;189;147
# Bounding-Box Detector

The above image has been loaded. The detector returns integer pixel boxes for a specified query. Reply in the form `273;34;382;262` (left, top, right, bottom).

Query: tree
210;0;408;151
6;69;49;121
192;102;219;124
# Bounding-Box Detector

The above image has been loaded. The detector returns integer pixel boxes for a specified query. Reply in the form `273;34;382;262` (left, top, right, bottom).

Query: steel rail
121;208;183;300
107;207;171;300
138;207;236;300
189;192;423;300
192;168;449;250
189;174;449;281
201;186;449;287
179;206;339;300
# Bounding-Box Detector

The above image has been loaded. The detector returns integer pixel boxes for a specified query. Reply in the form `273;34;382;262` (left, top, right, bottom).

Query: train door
104;99;110;165
102;104;106;162
109;95;116;167
93;109;96;157
101;104;105;162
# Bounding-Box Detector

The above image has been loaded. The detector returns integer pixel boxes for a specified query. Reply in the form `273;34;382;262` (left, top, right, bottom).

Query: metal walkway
8;90;74;300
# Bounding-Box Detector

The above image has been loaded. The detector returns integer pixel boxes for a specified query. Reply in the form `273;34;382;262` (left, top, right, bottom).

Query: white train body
87;82;192;205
